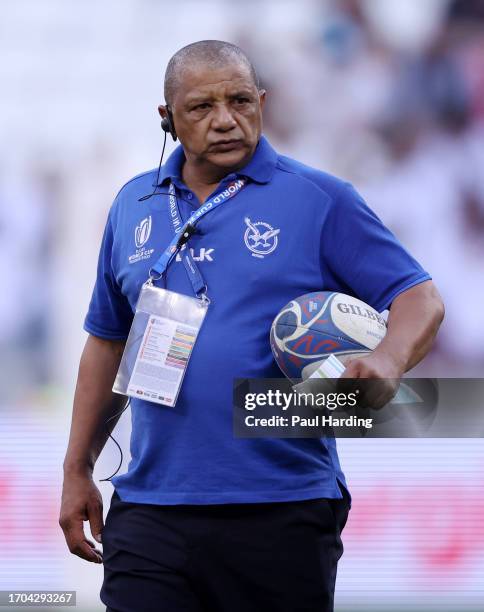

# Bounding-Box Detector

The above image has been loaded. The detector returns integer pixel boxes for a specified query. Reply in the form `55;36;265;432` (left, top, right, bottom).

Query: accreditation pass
127;314;198;406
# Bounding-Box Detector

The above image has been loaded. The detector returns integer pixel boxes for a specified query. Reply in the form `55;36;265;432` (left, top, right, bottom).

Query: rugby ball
270;292;387;380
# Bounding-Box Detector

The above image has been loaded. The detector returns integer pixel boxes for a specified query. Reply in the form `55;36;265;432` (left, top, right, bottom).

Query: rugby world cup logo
135;216;152;249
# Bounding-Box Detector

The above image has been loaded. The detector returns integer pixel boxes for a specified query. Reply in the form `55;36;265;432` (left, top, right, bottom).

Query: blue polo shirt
84;136;430;505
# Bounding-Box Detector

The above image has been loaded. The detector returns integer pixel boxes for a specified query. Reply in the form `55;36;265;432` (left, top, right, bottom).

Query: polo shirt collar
153;134;278;186
238;135;278;183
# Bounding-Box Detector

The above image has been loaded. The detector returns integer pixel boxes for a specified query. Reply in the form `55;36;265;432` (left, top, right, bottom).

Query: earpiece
161;107;177;141
139;109;172;201
139;106;176;201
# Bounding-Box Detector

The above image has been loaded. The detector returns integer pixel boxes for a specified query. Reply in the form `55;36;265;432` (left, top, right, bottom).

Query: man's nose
211;104;237;131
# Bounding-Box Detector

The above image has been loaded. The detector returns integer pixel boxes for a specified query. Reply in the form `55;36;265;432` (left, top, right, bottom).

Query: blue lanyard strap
149;178;247;295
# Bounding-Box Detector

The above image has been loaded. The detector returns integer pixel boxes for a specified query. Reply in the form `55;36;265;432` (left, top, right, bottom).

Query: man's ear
158;104;177;141
258;90;266;111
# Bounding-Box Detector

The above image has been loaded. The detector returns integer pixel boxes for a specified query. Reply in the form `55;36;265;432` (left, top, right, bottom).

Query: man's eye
234;98;250;105
193;103;210;111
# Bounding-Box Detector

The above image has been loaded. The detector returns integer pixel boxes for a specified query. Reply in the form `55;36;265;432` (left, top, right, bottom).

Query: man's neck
181;161;232;204
182;160;250;204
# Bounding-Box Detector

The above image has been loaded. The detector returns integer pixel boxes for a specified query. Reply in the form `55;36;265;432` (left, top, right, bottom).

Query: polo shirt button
187;193;193;200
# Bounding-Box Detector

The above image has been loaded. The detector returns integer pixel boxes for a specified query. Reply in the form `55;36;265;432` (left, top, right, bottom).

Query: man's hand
60;335;126;564
339;280;444;409
340;350;403;409
59;472;104;564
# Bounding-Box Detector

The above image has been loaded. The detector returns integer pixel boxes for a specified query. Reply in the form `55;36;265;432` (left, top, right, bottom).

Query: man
60;40;444;612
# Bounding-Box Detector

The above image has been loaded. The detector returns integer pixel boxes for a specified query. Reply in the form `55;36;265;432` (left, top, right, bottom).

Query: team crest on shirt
244;217;280;258
129;216;155;264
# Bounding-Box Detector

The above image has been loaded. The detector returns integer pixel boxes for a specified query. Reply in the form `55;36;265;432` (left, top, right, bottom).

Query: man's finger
72;540;103;563
85;539;104;562
87;499;104;544
340;360;361;379
62;519;102;563
337;360;361;399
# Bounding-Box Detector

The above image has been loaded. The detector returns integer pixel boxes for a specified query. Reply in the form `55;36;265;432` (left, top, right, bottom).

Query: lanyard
149;178;247;295
168;182;205;296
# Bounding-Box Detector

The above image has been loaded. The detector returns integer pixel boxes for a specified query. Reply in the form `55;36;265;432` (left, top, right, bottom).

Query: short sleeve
84;210;133;340
321;183;431;312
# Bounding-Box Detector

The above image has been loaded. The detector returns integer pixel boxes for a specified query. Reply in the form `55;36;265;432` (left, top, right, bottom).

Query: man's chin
206;147;252;170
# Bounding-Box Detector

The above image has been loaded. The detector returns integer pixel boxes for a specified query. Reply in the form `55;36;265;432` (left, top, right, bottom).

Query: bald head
164;40;259;106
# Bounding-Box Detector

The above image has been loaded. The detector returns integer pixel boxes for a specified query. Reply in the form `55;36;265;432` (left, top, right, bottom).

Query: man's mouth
209;139;244;152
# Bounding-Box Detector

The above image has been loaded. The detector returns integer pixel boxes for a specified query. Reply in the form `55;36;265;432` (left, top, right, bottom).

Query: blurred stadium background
1;0;483;610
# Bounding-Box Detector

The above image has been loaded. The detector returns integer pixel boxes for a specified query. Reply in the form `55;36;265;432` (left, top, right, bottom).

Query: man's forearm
375;280;445;374
63;334;127;475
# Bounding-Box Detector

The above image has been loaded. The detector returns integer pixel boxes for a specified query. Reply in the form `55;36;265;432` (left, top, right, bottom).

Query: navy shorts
101;487;350;612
